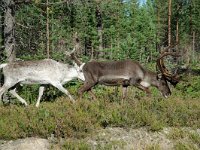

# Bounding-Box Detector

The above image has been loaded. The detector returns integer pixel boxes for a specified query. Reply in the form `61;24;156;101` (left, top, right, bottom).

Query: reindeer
0;59;85;107
68;46;180;100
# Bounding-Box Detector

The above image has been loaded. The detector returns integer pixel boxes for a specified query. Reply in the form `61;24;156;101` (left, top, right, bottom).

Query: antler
157;44;181;86
65;32;83;66
65;48;83;66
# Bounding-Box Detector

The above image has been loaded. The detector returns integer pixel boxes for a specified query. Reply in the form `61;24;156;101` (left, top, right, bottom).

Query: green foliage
167;128;186;140
189;132;200;145
0;76;200;140
1;1;200;148
1;0;200;63
175;76;200;99
62;140;90;150
167;128;200;150
174;142;198;150
145;144;161;150
12;0;167;62
0;74;199;139
60;139;126;150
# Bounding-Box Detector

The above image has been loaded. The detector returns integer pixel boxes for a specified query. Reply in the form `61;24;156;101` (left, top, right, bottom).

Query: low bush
0;75;199;140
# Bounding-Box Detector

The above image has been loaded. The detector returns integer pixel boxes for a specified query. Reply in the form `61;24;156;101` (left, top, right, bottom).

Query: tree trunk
156;1;160;52
175;4;179;54
110;37;113;60
176;18;179;45
3;0;16;62
168;0;172;47
73;32;80;54
189;1;196;63
0;6;5;62
192;31;195;63
46;0;50;58
96;5;103;59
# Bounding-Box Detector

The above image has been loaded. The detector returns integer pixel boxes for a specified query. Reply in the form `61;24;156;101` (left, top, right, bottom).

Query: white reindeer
0;59;85;107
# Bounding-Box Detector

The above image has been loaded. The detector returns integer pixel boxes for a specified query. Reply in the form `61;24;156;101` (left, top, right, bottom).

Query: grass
174;142;198;150
0;94;199;140
167;128;187;140
167;127;200;149
54;139;126;150
62;140;90;150
0;75;199;141
145;144;161;150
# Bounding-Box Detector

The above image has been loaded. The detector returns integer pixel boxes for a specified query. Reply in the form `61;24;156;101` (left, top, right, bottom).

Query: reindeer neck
67;67;78;78
144;70;159;87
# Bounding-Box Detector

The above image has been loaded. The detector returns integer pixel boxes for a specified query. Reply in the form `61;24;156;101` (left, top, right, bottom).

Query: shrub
0;75;199;140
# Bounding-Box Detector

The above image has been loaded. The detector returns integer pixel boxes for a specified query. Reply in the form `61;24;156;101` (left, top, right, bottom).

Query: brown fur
79;60;171;99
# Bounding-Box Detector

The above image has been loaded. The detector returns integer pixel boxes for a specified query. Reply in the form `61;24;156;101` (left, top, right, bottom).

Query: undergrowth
0;75;199;140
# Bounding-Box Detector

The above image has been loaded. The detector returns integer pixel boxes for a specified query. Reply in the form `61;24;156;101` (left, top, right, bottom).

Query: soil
1;127;199;150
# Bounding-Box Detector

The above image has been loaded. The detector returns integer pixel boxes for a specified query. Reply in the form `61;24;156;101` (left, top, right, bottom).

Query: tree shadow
176;67;200;76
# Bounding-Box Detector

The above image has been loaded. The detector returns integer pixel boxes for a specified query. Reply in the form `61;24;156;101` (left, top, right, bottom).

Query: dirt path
1;127;199;150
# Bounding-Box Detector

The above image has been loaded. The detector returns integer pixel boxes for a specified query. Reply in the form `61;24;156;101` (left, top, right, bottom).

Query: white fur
99;75;130;81
140;81;150;87
0;59;84;107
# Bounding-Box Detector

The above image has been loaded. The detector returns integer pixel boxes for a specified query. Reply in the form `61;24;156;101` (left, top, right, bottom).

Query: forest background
0;0;200;149
1;0;200;64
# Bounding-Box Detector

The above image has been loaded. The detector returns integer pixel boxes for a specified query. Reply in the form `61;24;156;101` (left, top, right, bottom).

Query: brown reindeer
67;46;180;100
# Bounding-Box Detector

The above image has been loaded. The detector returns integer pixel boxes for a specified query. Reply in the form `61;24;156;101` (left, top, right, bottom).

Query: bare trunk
168;0;172;47
98;27;103;57
3;0;16;62
192;31;195;63
96;5;103;58
176;19;179;46
73;32;80;55
46;0;50;58
156;1;160;52
91;46;94;60
186;46;190;67
0;7;5;61
189;2;193;37
190;2;195;63
175;17;179;64
175;2;181;46
110;37;113;60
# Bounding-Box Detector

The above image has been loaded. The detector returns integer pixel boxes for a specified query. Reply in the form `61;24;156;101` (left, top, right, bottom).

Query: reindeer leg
52;83;75;103
9;88;28;106
130;78;151;96
89;90;97;100
0;83;15;104
122;86;128;104
0;86;7;101
135;84;151;96
35;86;45;107
78;82;96;100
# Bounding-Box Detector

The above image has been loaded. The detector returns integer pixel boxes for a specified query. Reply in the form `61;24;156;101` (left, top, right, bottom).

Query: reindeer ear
157;73;162;80
72;61;78;68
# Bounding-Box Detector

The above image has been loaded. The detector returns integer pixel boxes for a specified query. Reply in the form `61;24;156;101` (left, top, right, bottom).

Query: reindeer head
156;75;171;98
65;46;85;81
73;62;85;81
